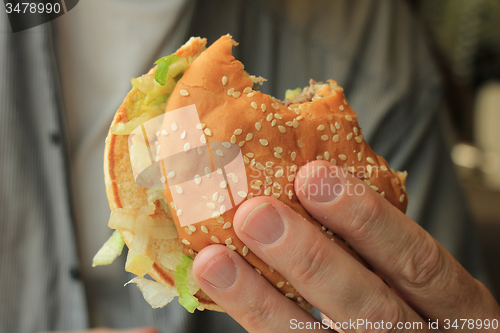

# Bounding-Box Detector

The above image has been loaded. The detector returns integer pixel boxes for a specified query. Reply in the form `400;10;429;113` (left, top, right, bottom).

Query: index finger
294;161;500;325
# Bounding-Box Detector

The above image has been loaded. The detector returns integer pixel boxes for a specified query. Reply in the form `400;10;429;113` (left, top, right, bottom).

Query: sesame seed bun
104;35;408;312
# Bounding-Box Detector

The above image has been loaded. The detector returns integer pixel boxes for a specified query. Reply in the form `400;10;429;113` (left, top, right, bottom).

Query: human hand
192;161;500;332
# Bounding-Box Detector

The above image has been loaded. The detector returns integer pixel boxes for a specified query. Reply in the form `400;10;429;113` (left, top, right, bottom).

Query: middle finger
233;196;427;331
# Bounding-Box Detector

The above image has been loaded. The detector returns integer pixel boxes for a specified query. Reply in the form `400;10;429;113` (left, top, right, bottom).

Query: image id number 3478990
5;2;61;14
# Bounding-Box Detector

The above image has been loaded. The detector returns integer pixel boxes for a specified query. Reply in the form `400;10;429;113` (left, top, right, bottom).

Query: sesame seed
188;225;196;232
228;245;237;250
275;113;282;119
324;152;330;160
201;226;208;233
339;154;347;161
271;119;277;126
347;133;353;140
161;130;168;136
255;122;262;131
275;169;284;177
381;191;386;197
364;179;371;185
194;174;201;185
222;142;231;148
259;139;269;146
339;105;345;111
180;131;187;139
273;182;281;190
274;147;283;153
344;98;348;105
297;297;304;303
243;156;250;163
160;176;166;183
272;103;280;109
222;76;228;85
335;122;340;129
251;101;258;109
211;211;220;218
182;239;190;245
207;202;215;209
204;128;212;136
232;91;241;98
200;134;206;144
247;153;254;158
170;202;177;210
238;141;245;147
266;113;273;121
400;194;405;202
225;238;232;245
183;143;190;152
353;127;358;135
298;140;305;148
176;186;183;194
266;168;274;175
204;166;211;175
220;180;227;188
211;236;220;243
256;163;265;171
264;187;271;195
265;177;272;184
212;192;219;201
278;126;286;133
380;165;388;171
184;227;192;235
291;152;297;161
332;135;339;142
180;89;189;96
285;121;293;127
274;152;282;158
285;293;294;299
370;185;379;191
367;157;375;164
243;87;252;93
288;190;293;199
167;171;176;179
255;268;262;275
317;155;323;160
220;205;226;214
172;122;178;131
288;174;295;182
317;124;325;131
227;88;235;95
247;92;255;97
176;209;182;216
277;282;285;288
261;104;267;112
296;115;304;120
246;133;253;141
293;119;298;128
218;195;225;203
217;217;224;223
326;230;333;235
242;246;249;256
321;135;329;141
355;136;363;143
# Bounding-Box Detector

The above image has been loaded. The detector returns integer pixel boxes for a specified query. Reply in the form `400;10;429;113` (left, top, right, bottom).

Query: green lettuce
92;230;125;267
154;54;180;86
175;255;200;313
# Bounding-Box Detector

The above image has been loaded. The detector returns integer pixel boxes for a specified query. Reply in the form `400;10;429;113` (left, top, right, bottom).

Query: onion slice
125;277;178;308
92;230;125;267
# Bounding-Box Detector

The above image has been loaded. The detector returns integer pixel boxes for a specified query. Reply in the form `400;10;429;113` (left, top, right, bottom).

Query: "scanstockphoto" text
290;319;423;330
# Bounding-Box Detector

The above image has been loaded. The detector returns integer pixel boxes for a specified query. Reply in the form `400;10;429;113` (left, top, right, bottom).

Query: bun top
160;35;408;307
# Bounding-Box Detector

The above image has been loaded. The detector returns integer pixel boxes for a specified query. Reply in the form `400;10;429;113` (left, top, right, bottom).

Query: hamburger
94;35;408;313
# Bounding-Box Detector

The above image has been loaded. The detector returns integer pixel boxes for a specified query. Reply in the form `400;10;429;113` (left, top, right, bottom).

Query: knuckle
346;191;384;241
239;290;279;331
399;234;444;290
288;237;330;287
358;291;406;333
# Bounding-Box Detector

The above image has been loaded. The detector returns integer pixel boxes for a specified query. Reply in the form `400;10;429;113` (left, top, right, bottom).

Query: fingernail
302;166;342;202
240;203;284;244
200;254;237;289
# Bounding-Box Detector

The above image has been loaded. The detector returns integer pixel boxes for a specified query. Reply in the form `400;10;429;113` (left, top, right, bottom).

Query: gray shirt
0;1;487;332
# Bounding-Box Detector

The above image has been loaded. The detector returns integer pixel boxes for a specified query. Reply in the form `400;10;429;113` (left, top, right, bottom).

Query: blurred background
412;0;500;299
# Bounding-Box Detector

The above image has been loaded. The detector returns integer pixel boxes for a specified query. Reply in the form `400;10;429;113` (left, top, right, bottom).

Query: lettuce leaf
92;230;125;267
154;54;180;86
175;255;200;313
